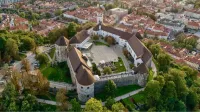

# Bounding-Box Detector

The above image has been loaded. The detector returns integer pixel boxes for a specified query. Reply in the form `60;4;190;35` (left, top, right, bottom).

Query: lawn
95;84;142;101
40;62;72;83
121;91;145;111
93;41;109;46
113;57;126;73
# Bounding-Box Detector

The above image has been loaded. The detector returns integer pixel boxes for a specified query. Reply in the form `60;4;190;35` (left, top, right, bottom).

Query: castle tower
76;66;95;102
67;47;95;102
55;36;69;63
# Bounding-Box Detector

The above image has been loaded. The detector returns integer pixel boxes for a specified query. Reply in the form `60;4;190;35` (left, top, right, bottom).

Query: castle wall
55;45;68;62
67;57;76;84
94;72;147;94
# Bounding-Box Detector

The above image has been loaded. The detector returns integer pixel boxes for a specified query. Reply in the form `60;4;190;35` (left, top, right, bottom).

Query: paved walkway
49;81;76;90
81;88;144;108
36;88;144;108
37;98;59;106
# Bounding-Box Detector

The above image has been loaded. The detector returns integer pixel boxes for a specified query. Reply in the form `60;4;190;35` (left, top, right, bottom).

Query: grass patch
40;62;72;83
49;48;56;59
113;57;126;73
95;85;142;101
94;41;109;46
122;91;145;110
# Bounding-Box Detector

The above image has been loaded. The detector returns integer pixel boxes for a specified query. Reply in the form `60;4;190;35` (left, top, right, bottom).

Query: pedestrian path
37;88;145;108
81;88;144;108
37;98;59;106
49;81;76;90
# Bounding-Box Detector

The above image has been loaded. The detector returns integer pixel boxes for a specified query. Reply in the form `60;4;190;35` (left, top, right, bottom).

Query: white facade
73;37;91;48
92;25;143;67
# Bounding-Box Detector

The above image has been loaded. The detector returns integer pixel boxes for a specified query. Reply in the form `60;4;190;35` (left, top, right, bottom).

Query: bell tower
97;13;103;24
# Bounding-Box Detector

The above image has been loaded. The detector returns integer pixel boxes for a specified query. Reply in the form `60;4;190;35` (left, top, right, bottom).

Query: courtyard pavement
83;45;131;71
86;46;119;64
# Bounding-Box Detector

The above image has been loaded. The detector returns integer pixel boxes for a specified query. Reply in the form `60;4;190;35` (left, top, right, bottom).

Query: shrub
103;67;112;75
36;53;49;65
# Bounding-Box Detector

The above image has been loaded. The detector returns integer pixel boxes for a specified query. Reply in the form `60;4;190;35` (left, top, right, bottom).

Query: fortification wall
94;72;147;93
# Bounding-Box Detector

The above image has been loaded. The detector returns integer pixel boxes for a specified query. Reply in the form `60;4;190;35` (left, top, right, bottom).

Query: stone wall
94;71;148;93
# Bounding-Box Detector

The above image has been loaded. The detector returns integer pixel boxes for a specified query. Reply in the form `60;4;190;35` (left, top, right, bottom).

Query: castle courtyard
82;44;132;71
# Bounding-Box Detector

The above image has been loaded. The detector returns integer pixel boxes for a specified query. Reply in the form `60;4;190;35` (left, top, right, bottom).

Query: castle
54;15;152;102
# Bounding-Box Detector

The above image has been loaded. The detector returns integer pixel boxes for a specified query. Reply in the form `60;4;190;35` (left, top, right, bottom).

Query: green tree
56;88;68;111
154;75;165;88
5;38;19;59
20;37;36;51
174;100;186;111
84;98;103;112
92;63;101;75
7;102;18;111
105;97;115;109
21;94;37;111
70;98;81;112
111;102;126;112
19;12;25;18
144;80;161;107
21;100;31;111
157;53;171;72
169;69;189;102
149;44;160;59
67;22;77;38
1;83;18;111
186;90;198;110
163;81;177;100
104;80;117;98
36;53;49;65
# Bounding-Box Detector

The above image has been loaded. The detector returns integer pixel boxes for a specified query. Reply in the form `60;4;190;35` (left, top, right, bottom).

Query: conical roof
55;36;69;46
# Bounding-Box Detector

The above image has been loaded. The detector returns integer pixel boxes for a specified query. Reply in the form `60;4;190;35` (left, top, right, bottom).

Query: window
81;86;83;89
87;87;89;89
